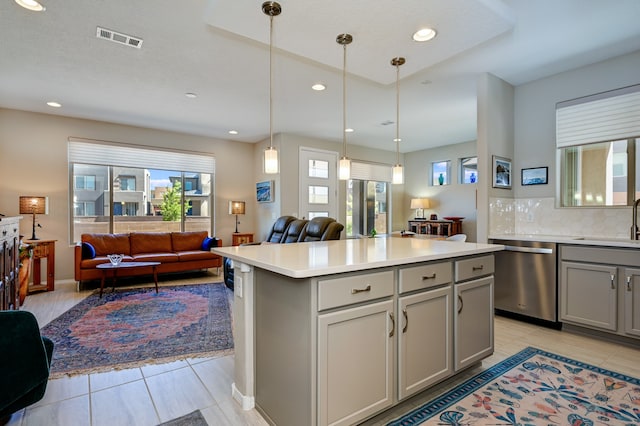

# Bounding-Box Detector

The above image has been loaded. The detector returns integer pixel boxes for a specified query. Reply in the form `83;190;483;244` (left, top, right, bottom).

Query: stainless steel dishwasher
490;239;559;328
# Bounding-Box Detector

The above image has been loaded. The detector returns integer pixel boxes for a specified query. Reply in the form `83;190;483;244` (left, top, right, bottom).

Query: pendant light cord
342;42;347;158
395;62;400;164
269;14;274;150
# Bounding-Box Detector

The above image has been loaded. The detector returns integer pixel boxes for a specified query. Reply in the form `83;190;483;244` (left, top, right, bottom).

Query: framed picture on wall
521;167;548;186
492;155;512;189
256;180;274;203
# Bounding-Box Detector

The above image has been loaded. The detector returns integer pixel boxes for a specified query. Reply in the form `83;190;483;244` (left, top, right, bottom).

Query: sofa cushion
81;242;96;259
171;231;208;252
82;234;131;256
130;232;173;255
177;250;218;262
131;253;179;263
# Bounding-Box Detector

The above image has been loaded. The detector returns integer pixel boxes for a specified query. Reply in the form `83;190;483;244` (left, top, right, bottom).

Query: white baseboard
231;382;255;410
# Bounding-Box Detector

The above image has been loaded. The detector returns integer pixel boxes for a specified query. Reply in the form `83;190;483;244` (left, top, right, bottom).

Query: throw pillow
81;242;96;259
201;237;214;251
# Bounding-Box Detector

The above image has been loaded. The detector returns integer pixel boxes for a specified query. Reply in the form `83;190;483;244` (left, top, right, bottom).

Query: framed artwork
492;155;512;189
256;180;274;203
521;166;548;186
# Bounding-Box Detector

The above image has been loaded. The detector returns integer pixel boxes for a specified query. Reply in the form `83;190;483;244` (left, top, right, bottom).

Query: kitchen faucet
633;198;640;240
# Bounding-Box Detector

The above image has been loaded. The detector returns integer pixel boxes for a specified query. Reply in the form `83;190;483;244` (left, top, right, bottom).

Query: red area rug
40;283;233;377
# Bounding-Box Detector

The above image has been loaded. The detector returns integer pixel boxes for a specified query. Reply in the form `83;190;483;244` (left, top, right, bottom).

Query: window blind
556;84;640;148
68;139;215;173
350;161;393;182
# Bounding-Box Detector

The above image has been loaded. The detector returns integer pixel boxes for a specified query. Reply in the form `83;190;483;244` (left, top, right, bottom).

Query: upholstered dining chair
0;310;54;422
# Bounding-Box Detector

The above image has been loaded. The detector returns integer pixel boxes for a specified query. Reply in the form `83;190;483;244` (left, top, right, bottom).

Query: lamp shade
229;201;246;215
19;196;48;215
410;198;430;209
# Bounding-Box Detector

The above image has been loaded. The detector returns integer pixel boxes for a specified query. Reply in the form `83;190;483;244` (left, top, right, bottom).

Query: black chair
0;311;54;422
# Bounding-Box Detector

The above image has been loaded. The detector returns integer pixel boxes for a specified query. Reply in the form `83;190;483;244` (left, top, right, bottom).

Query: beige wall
0;108;255;282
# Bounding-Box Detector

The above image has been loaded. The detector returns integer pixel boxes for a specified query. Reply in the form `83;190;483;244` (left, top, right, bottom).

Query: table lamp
229;201;245;233
19;196;48;240
410;198;430;220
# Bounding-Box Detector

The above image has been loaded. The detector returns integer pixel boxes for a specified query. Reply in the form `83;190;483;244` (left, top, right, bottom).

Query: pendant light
263;1;281;174
391;57;405;185
337;33;353;180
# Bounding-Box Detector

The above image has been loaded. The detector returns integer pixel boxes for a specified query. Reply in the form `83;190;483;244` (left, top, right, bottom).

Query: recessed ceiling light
345;128;354;133
228;130;238;135
311;83;326;91
185;92;197;98
413;28;437;42
15;0;45;11
46;101;61;108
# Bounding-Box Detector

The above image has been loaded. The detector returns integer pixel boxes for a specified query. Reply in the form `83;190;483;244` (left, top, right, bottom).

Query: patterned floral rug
40;282;233;377
389;346;640;425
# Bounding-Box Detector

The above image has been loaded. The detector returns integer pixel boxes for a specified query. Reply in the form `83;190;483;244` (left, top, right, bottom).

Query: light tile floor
6;274;640;426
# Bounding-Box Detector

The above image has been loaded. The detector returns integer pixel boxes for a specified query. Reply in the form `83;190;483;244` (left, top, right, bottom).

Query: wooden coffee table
96;261;161;297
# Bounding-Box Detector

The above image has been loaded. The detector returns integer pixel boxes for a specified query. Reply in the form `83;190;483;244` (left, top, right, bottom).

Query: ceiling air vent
96;26;143;49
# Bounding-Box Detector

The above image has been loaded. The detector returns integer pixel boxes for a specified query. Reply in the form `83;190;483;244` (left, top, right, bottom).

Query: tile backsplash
490;197;632;239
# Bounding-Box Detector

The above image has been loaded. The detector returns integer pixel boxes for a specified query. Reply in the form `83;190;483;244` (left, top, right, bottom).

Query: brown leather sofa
223;216;344;289
74;231;222;283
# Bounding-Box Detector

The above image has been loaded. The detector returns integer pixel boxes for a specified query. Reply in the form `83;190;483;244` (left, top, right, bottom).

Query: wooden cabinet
408;219;462;237
559;245;640;341
232;233;253;246
560;261;617;331
454;255;494;371
0;217;21;310
24;239;56;292
318;299;394;426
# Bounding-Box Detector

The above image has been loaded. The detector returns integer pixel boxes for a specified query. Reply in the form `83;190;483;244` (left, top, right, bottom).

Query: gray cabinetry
559;245;640;340
623;268;640;337
560;261;617;331
454;256;494;371
397;262;453;400
318;299;394;426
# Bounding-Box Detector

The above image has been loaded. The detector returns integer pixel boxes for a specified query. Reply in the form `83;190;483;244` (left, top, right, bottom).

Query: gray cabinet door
624;268;640;337
454;276;494;371
560;261;617;331
317;299;394;426
398;286;453;400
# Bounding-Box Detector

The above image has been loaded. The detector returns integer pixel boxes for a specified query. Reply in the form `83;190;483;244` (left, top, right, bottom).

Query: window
118;176;136;191
69;140;215;243
308;186;329;204
308;159;329;178
347;180;389;237
432;161;451;186
75;175;96;190
460;157;478;184
556;84;640;207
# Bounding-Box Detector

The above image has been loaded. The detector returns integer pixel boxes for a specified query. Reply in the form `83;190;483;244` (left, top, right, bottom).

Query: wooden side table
232;233;254;246
24;239;56;293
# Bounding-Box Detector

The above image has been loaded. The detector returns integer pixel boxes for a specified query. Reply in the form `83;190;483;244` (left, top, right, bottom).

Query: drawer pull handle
351;285;371;294
422;273;436;280
610;274;615;290
389;313;395;337
457;295;464;314
402;309;408;333
626;276;632;292
472;265;484;271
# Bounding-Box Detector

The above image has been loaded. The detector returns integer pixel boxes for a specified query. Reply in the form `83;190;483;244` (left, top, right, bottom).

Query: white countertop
489;234;640;249
213;237;503;278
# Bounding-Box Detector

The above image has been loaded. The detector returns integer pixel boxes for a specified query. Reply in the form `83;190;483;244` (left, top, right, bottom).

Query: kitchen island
214;237;503;426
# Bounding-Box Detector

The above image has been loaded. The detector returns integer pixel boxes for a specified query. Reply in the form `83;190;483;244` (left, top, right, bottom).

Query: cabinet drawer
399;261;452;294
318;270;394;311
455;255;494;282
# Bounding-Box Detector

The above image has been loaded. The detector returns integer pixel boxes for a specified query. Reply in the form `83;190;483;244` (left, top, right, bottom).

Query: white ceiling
1;0;639;153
